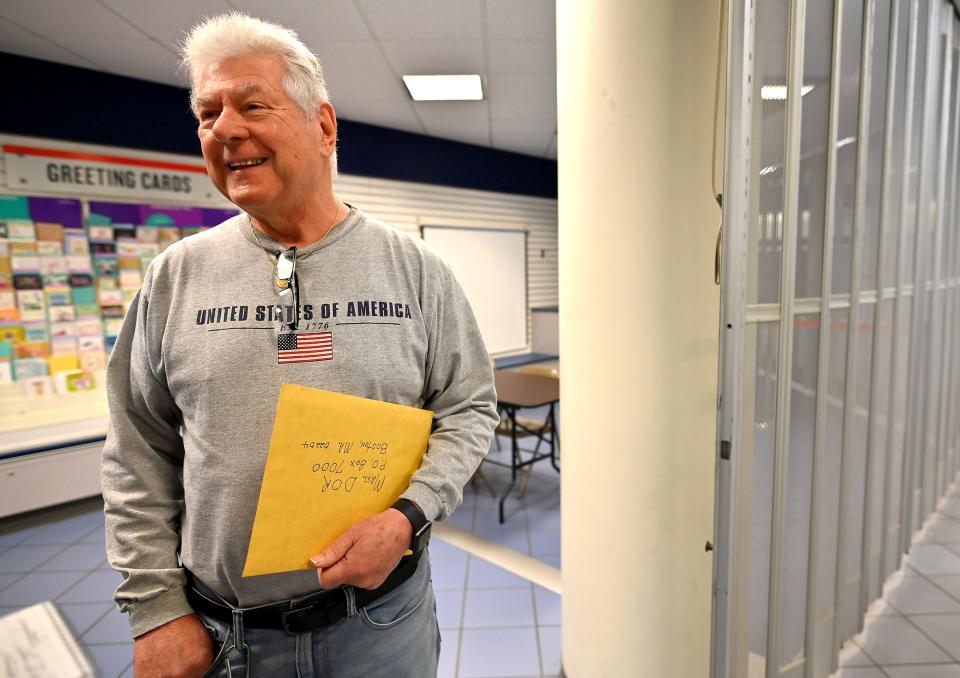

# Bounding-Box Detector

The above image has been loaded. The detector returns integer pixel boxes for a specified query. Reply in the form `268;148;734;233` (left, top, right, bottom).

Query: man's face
194;53;335;216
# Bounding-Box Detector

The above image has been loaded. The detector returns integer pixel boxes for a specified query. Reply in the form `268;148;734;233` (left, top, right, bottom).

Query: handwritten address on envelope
242;383;433;577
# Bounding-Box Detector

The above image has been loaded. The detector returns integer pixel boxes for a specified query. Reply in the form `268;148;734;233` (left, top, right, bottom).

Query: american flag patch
277;332;333;364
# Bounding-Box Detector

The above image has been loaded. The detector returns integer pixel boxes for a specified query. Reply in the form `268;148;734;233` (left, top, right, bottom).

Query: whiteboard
421;225;527;356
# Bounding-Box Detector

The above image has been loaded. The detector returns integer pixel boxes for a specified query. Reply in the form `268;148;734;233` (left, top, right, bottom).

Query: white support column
557;1;721;676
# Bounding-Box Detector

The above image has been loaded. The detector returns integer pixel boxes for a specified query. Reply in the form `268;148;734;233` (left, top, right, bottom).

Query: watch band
392;498;432;553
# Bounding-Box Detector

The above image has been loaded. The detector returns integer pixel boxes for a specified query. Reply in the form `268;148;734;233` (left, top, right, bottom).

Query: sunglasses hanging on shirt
275;247;300;331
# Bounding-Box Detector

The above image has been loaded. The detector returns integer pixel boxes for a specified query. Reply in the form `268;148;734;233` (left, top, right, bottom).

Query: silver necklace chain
249;199;344;266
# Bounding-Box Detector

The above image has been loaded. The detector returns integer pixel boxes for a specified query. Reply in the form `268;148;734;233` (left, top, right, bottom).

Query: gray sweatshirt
101;207;498;637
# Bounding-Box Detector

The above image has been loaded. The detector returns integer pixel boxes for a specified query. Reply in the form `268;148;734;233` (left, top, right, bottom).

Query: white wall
557;0;721;676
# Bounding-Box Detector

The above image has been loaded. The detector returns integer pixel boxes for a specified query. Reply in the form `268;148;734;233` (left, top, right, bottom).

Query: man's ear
318;102;338;157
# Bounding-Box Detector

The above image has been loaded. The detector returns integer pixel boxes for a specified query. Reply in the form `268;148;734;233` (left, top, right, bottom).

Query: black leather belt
185;550;422;634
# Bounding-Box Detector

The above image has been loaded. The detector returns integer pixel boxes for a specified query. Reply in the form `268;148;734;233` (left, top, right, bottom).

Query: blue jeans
196;557;440;677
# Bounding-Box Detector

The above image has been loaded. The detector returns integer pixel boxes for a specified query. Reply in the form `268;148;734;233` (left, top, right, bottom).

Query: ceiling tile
487;74;556;119
335;100;423;136
0;13;34;37
97;0;234;44
66;38;184;88
487;39;555;76
413;100;490;146
1;0;146;41
492;118;555;157
357;0;482;41
230;0;372;41
0;24;101;70
317;40;408;102
485;0;555;41
380;40;483;75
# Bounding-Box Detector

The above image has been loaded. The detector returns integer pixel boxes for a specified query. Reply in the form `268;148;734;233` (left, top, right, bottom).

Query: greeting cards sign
4;144;222;202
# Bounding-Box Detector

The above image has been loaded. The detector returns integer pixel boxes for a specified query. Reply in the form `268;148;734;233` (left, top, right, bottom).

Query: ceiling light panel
761;85;815;101
403;74;483;101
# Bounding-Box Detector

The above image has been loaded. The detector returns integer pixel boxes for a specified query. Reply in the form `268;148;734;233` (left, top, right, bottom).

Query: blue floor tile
463;587;535;628
534;586;562;626
58;602;114;636
438;629;459;678
430;539;469;560
83;607;133;644
36;542;107;572
0;530;29;547
79;527;107;544
0;570;89;607
0;572;23;592
473;509;522;534
467;557;532;589
435;587;464;629
525;508;561;532
432;556;469;590
19;511;104;546
57;569;123;604
458;627;541;677
0;544;66;573
529;529;561;556
87;643;133;678
447;505;475;529
539;625;563;676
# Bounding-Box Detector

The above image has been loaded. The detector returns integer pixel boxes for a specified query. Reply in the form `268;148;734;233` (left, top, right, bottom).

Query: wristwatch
392;498;432;554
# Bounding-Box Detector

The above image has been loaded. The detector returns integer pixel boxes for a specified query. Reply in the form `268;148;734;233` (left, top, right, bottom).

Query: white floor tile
886;575;960;614
883;665;960;678
832;668;886;678
928;576;960;602
908;544;960;576
838;640;874;667
857;616;952;665
927;517;960;544
908;614;960;661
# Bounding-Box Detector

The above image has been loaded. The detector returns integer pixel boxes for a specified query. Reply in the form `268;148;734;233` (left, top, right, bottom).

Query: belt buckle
281;596;338;634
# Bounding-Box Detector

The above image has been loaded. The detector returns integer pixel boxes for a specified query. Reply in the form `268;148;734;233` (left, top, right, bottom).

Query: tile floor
833;482;960;677
0;429;562;678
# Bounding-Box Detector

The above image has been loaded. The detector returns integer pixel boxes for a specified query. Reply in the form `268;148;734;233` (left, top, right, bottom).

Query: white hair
181;13;337;175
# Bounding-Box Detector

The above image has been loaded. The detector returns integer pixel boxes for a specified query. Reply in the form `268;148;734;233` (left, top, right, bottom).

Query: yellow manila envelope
242;383;433;577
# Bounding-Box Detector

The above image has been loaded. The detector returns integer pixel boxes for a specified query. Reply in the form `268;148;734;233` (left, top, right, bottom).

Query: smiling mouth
227;158;267;171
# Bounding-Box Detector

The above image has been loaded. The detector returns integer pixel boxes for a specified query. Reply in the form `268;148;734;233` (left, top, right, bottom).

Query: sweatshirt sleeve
100;266;194;638
402;264;499;521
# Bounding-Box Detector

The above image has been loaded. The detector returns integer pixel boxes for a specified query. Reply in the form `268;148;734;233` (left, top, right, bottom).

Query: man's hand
310;508;412;589
133;613;213;678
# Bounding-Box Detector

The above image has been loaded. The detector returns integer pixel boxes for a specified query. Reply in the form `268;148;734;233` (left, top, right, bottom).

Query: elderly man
101;13;497;677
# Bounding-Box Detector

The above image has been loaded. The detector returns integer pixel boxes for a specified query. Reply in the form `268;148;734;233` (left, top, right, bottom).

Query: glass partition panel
794;0;836;301
746;321;781;668
777;314;819;671
747;1;791;305
830;0;865;296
